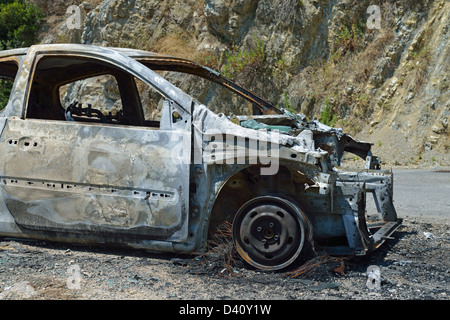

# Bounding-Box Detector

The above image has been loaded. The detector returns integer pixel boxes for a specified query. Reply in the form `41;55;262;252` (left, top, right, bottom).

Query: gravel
0;217;448;301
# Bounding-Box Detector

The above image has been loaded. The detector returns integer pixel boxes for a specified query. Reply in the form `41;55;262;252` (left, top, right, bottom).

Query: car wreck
0;44;401;271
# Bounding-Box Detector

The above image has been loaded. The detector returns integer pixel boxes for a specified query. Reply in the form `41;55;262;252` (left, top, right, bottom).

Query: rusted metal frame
114;71;146;126
29;56;145;125
36;60;112;87
334;169;400;253
24;53;128;120
135;56;283;115
337;169;398;222
27;58;111;121
24;46;193;116
341;135;373;160
357;186;375;251
293;171;368;255
0;48;28;59
0;55;24;118
236;114;298;127
370;219;402;248
329;182;366;253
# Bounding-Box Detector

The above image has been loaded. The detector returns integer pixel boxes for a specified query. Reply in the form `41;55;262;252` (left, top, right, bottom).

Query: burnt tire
232;196;310;271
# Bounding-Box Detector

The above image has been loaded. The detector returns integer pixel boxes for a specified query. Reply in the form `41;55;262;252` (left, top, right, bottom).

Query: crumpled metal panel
0;117;191;241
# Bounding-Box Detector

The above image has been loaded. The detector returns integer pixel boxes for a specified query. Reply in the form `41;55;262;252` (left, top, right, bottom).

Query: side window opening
0;60;19;111
134;76;189;130
25;55;166;129
161;71;254;116
134;77;165;127
60;74;124;124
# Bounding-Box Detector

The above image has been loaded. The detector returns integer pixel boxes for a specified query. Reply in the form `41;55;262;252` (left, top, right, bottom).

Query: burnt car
0;44;401;271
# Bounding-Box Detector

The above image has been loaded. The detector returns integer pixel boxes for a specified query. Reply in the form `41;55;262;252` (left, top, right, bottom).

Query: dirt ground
0;216;448;301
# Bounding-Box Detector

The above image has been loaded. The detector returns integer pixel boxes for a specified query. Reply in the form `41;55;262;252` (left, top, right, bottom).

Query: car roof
0;47;29;58
0;44;174;60
0;44;283;115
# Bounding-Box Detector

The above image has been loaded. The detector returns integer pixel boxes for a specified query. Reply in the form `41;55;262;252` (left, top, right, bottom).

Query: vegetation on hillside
0;0;44;110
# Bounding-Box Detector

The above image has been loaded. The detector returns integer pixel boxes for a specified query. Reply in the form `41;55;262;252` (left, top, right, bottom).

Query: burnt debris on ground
0;218;448;300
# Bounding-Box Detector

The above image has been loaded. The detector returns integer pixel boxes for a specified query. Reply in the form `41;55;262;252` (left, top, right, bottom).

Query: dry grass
290;25;396;129
353;28;395;83
154;32;196;58
186;222;349;279
185;221;243;277
152;31;219;68
406;45;432;92
283;255;348;278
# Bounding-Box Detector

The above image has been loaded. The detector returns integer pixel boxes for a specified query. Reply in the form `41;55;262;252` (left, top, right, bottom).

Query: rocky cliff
33;0;449;167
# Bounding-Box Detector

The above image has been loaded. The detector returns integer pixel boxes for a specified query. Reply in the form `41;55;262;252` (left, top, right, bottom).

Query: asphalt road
391;169;450;222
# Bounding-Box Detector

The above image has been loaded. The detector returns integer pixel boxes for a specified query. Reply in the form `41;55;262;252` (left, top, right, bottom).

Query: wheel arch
206;164;315;240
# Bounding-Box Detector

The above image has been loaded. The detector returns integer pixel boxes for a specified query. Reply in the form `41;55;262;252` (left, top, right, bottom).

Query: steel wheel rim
232;197;306;271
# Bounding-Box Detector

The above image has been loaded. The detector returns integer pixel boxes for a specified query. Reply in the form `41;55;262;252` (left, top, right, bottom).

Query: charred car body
0;45;401;270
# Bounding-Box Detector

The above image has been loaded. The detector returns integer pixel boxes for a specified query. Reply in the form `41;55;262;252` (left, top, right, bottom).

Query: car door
0;49;192;242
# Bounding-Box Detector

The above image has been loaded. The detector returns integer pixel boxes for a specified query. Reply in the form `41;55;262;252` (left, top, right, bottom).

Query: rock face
35;0;449;166
204;0;259;44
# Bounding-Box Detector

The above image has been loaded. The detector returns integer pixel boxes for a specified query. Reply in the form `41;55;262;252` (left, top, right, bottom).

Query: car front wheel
232;196;310;271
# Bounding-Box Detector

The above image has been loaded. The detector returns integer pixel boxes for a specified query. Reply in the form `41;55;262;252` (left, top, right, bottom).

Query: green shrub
0;0;43;110
221;37;265;80
0;0;44;50
277;91;297;115
320;98;338;127
334;21;366;55
0;79;12;110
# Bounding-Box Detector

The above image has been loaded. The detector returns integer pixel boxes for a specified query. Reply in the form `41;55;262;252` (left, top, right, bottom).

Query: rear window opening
0;60;19;110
